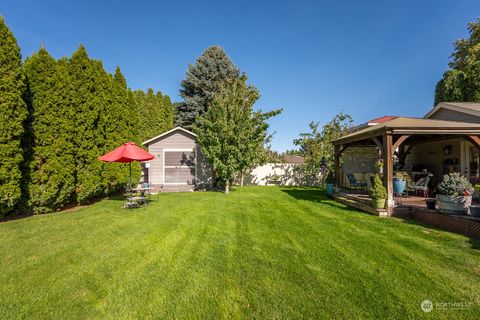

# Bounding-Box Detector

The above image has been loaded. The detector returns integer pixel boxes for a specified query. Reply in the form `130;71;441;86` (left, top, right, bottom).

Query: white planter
437;194;471;215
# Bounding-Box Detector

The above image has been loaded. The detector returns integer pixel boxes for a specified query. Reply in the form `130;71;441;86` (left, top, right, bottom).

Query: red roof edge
367;116;398;125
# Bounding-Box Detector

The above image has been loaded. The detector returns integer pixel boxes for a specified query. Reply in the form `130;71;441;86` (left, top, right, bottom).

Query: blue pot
326;183;335;195
393;179;406;194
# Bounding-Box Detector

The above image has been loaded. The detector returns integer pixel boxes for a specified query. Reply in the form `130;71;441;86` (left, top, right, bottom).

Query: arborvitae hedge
0;17;28;215
68;46;106;202
24;48;76;213
0;17;173;215
135;88;174;142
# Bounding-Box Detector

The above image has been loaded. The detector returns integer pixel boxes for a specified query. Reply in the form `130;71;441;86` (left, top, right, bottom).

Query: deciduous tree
435;18;480;104
194;77;281;193
294;112;353;185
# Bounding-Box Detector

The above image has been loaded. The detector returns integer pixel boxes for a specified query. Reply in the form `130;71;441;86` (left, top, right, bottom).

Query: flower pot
437;194;472;215
393;179;406;194
372;198;385;209
469;205;480;217
326;183;335;195
425;198;436;210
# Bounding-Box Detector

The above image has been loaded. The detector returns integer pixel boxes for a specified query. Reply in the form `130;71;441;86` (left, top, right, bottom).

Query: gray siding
429;108;480;123
145;130;211;186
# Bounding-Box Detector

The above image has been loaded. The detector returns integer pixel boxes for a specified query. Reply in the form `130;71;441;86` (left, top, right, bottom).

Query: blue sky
2;0;480;151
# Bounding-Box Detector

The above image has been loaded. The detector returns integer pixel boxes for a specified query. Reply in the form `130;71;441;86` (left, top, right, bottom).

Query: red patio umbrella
98;142;155;189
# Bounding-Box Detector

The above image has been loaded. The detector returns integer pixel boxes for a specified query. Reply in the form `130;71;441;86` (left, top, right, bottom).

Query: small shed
142;127;211;191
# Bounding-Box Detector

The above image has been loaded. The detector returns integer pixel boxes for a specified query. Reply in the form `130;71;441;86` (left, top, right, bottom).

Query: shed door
164;150;195;184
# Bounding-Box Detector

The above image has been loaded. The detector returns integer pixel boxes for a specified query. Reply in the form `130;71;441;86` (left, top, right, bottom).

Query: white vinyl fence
240;163;321;186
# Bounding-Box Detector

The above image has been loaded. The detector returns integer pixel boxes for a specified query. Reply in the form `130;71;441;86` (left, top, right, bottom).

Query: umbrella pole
129;162;132;191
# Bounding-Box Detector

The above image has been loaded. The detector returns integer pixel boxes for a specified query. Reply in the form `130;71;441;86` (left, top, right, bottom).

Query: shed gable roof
142;127;197;146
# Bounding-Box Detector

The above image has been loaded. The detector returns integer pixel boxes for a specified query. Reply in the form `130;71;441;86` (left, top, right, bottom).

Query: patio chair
347;173;367;192
407;174;432;198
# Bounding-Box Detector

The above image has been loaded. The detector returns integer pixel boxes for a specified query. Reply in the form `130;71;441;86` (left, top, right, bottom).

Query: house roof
367;116;398;125
142;127;197;146
283;155;304;164
425;102;480;118
333;117;480;145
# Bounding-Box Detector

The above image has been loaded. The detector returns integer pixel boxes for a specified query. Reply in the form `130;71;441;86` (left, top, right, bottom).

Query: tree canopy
194;76;281;193
294;112;353;185
434;18;480;105
176;46;241;129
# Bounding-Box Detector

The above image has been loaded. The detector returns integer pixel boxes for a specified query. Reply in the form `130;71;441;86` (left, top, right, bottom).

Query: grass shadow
280;188;362;214
398;217;480;249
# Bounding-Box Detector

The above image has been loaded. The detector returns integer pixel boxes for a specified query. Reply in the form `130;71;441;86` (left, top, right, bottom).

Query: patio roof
333;117;480;146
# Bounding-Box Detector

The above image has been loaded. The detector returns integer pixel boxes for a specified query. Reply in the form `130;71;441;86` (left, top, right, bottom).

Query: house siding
145;130;211;187
429;108;480;123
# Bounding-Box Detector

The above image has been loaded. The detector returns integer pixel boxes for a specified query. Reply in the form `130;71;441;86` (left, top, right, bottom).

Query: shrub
475;184;480;193
369;174;387;200
437;173;473;197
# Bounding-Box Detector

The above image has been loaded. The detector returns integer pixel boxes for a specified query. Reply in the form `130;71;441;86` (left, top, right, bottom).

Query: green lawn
0;187;479;319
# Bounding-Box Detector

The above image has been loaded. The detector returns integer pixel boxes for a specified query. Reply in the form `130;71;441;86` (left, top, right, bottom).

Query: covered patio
332;117;480;210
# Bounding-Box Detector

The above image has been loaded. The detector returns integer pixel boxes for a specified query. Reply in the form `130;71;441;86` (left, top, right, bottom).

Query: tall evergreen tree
68;46;106;202
23;48;76;213
434;18;480;105
176;46;241;129
135;88;174;141
0;17;28;215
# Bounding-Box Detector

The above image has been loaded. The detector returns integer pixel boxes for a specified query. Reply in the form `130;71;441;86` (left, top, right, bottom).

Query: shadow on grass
281;188;361;214
397;217;480;249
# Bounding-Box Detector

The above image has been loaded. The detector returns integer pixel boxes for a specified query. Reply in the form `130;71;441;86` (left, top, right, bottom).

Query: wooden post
334;145;341;190
383;132;394;208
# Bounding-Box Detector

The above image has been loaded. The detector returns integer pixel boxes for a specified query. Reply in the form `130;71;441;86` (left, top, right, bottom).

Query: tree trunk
240;172;244;187
224;181;230;194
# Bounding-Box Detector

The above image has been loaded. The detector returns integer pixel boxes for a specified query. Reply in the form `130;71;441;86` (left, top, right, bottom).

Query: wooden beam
392;135;411;152
465;135;480;152
334;145;341;189
383;133;394;208
371;136;383;157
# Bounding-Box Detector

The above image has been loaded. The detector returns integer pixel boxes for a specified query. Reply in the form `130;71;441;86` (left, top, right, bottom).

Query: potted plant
369;174;387;209
436;173;474;215
325;171;335;195
469;185;480;217
393;175;406;194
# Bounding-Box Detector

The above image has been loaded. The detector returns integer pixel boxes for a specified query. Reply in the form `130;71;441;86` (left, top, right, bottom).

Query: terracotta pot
372;198;385;209
437;194;471;215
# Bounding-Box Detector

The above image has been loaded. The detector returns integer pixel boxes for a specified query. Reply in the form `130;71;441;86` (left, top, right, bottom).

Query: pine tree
23;48;76;213
0;17;28;215
176;46;241;129
68;46;105;202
